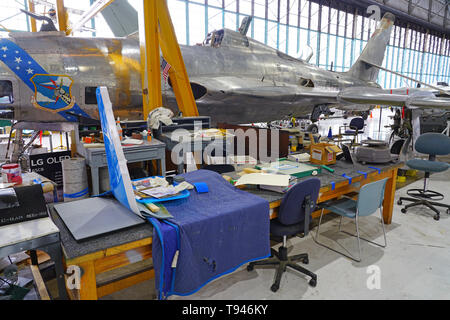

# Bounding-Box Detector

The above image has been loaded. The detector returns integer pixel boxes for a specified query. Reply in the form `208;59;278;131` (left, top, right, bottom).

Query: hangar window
0;80;14;104
85;87;98;104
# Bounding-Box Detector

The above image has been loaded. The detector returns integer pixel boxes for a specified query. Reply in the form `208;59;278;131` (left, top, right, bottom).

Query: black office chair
201;164;235;174
340;117;365;144
398;133;450;220
247;178;320;292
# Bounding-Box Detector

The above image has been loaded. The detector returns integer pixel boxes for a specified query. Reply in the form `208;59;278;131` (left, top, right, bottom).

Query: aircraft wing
338;87;450;109
227;86;339;101
190;77;450;109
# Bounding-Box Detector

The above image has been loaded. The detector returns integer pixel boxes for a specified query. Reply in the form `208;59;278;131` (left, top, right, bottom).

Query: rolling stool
397;133;450;221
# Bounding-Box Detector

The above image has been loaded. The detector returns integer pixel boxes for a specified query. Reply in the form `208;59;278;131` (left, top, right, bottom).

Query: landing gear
361;111;370;120
306;124;318;134
310;105;330;122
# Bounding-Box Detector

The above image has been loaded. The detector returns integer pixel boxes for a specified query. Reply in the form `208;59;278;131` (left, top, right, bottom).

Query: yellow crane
138;0;199;119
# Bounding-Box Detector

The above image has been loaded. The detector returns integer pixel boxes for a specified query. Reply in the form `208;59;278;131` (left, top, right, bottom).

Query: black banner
29;150;71;187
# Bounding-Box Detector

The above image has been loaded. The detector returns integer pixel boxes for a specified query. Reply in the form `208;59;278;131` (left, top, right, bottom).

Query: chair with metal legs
247;178;320;292
314;178;388;262
397;133;450;221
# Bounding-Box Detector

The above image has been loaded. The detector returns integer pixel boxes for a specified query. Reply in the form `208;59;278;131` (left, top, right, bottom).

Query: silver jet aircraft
0;10;449;127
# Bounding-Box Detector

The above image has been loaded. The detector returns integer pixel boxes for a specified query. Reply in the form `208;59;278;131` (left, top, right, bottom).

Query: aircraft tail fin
101;0;138;37
347;13;395;83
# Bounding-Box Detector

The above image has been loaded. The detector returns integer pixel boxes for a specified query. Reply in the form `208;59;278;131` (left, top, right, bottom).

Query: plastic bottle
116;117;123;141
147;130;152;142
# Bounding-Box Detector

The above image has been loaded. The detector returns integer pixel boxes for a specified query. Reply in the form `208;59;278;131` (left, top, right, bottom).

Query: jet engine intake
190;82;208;100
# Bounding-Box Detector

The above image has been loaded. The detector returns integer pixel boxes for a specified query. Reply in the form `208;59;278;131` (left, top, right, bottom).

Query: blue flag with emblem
0;38;91;122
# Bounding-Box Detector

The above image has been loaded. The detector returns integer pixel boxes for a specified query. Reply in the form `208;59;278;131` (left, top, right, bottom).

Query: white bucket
62;158;89;202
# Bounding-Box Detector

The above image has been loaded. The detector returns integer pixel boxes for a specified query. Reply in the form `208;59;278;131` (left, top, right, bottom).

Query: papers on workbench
137;181;194;199
133;177;169;189
234;173;290;187
141;186;179;199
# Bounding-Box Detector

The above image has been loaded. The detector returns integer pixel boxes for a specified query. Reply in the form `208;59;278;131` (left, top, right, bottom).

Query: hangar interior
0;0;449;301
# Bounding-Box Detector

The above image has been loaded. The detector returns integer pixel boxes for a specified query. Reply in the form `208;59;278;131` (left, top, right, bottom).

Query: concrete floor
102;166;450;300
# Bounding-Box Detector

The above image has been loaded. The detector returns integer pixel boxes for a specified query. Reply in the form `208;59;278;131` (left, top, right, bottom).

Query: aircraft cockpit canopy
202;29;249;48
203;29;224;47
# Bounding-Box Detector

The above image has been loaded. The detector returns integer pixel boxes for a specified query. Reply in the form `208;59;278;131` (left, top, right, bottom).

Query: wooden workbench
245;160;402;224
49;160;401;300
48;206;154;300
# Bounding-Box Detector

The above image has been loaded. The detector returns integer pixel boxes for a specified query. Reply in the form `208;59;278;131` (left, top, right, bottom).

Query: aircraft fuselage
0;30;377;125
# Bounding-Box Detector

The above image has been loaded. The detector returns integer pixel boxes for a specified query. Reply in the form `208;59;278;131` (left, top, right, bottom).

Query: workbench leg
30;250;39;265
160;155;166;176
382;168;398;225
91;166;100;196
78;260;98;300
41;243;68;300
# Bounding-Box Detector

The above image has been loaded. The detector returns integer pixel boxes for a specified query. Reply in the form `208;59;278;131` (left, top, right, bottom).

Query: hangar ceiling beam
309;0;449;36
444;2;448;29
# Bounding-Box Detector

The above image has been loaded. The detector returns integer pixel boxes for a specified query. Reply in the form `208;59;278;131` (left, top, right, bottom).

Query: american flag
161;58;171;82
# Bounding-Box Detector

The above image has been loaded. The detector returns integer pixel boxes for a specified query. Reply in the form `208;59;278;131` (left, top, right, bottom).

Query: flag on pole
161;58;171;82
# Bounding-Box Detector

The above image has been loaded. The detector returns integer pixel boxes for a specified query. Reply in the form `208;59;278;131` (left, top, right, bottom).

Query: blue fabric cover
147;217;178;300
407;159;449;173
150;170;270;299
415;133;450;156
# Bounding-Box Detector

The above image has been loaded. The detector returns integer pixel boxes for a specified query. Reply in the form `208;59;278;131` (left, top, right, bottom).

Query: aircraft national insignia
30;74;76;113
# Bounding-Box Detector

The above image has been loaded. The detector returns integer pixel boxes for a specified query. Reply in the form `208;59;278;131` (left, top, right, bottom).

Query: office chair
315;178;389;262
247;178;320;292
397;133;450;221
340;117;365;144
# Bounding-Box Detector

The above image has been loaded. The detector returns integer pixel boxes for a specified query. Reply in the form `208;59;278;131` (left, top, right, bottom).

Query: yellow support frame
138;0;162;116
56;0;70;35
28;0;37;32
138;0;199;119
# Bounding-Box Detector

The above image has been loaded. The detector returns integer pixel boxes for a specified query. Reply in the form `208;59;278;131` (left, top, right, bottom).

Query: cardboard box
310;143;341;165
